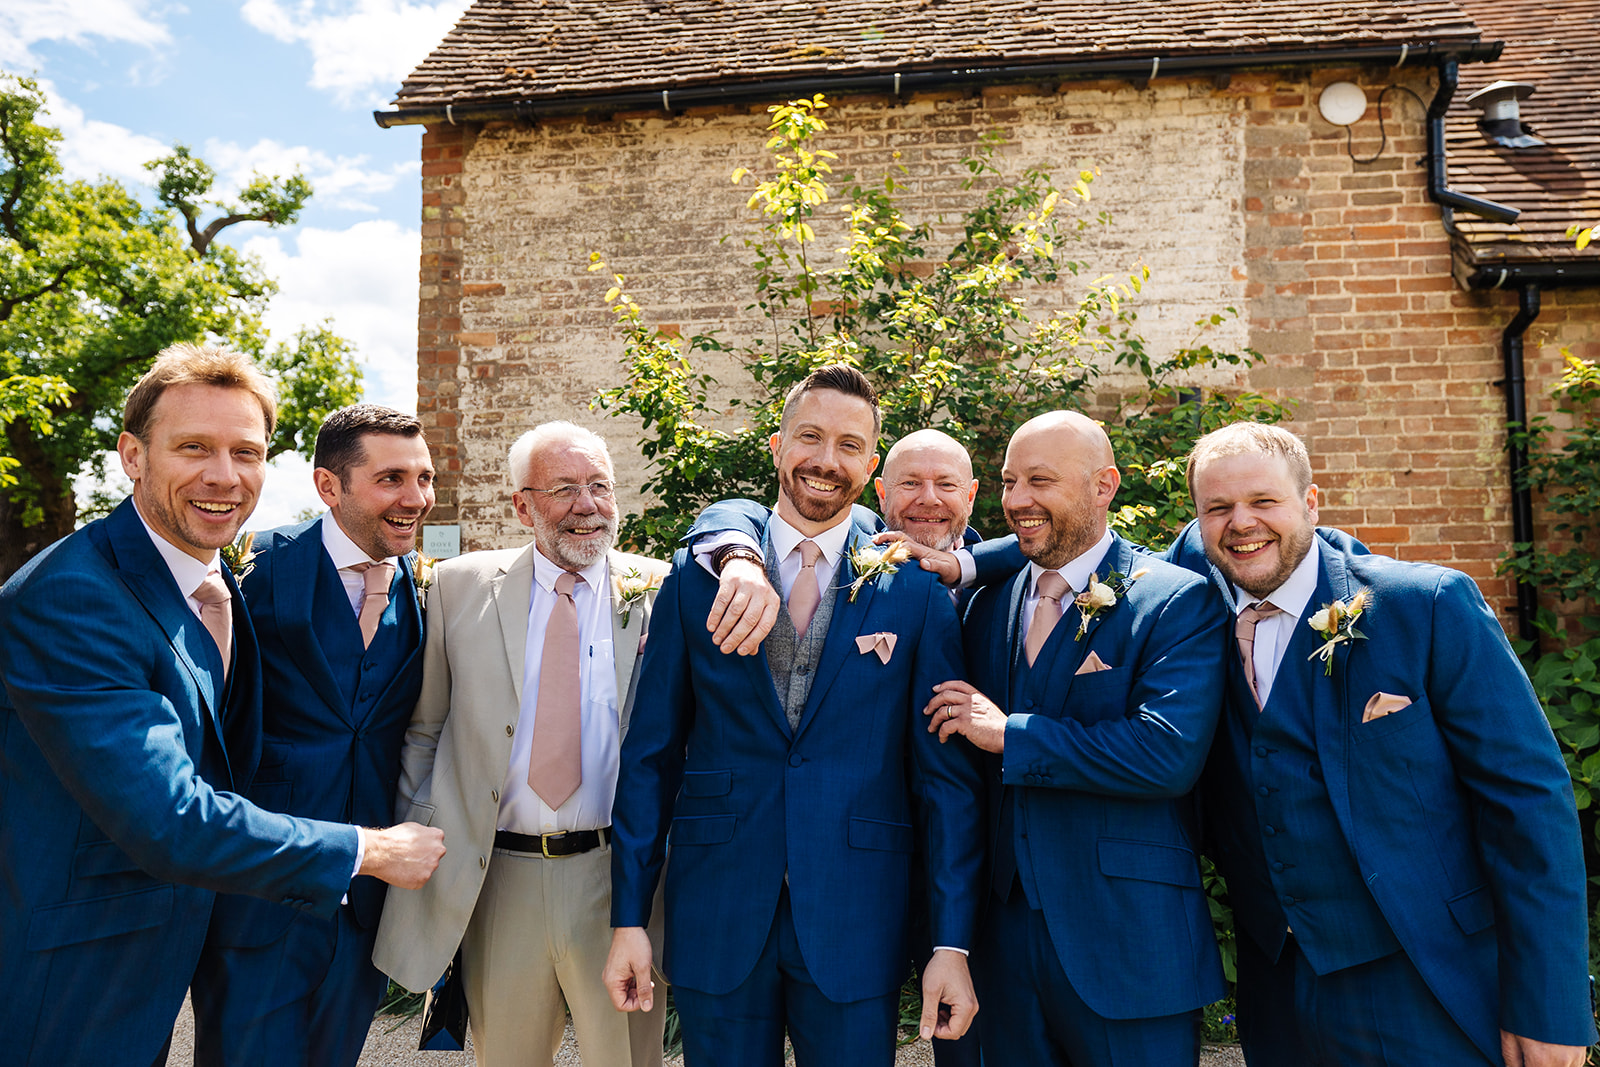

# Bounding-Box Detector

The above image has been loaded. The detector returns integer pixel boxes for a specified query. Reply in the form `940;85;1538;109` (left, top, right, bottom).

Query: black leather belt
494;827;610;858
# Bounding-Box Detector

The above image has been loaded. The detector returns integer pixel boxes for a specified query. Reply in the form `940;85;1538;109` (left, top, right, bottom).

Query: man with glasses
374;421;668;1067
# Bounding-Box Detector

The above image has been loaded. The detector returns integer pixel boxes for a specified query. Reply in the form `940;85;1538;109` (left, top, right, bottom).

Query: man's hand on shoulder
873;530;962;587
357;822;445;890
1501;1031;1587;1067
925;680;1007;753
706;557;778;656
603;926;656;1012
920;948;978;1041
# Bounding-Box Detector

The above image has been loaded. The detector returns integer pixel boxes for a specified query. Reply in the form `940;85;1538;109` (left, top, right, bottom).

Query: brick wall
410;66;1600;630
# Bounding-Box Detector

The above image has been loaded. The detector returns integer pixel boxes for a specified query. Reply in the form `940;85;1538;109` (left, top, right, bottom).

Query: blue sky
3;0;474;526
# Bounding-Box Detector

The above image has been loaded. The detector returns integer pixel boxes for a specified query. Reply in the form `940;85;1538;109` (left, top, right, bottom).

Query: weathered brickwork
411;66;1600;628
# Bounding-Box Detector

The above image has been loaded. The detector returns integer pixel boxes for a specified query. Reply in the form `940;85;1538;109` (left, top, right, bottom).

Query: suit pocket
1354;693;1430;744
847;817;915;853
669;814;736;846
404;801;437;827
71;839;143;879
1446;884;1495;935
28;885;174;951
251;779;293;813
681;770;732;798
1097;838;1202;889
258;741;293;773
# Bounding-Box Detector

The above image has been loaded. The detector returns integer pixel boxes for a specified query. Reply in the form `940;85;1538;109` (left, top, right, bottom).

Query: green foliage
595;95;1291;558
0;372;71;491
263;320;364;460
0;70;360;576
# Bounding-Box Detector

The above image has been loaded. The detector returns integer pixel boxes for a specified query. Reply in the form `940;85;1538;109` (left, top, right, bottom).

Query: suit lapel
1306;543;1359;826
606;551;642;729
494;543;538;704
274;519;355;726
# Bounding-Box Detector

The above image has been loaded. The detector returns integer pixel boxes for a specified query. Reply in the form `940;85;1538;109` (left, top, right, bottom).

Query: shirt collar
1029;527;1114;596
320;512;399;571
1229;536;1322;619
768;507;853;565
132;499;218;597
532;543;610;597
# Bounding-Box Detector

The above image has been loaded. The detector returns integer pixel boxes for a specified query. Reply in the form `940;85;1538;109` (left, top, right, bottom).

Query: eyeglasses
520;481;616;502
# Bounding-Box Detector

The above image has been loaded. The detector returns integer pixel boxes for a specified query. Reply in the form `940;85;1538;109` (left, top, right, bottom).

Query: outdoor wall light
1318;81;1369;126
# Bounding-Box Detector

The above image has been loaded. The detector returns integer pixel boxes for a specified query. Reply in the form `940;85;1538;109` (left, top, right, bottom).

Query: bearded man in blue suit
604;365;985;1066
926;410;1227;1065
1182;421;1593;1067
0;346;444;1067
192;405;436;1067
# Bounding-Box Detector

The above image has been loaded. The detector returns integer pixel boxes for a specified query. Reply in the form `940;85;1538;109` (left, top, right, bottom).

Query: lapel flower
614;567;663;628
220;531;257;581
412;553;437;602
844;540;911;603
1073;567;1150;640
1306;588;1370;675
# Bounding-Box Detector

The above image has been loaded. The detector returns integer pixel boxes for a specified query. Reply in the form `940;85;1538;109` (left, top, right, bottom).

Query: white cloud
204;136;417;212
0;0;172;69
35;83;169;184
240;219;421;414
239;0;469;107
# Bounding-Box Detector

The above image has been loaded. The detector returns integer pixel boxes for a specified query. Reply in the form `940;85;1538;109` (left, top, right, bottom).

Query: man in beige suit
374;421;667;1067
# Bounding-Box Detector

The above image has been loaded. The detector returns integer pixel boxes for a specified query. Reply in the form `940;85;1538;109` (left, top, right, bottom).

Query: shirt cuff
691;531;763;575
931;945;970;956
956;548;977;589
346;826;368;904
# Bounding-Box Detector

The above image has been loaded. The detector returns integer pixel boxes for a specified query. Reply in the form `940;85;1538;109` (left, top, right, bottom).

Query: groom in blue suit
1182;421;1594;1066
605;365;984;1066
192;405;435;1067
0;347;444;1067
927;410;1227;1065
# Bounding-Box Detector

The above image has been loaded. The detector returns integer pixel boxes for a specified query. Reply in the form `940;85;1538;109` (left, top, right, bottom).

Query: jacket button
506;724;514;736
491;789;500;802
788;754;802;767
1264;825;1277;836
1255;746;1268;757
1257;786;1270;797
479;856;487;869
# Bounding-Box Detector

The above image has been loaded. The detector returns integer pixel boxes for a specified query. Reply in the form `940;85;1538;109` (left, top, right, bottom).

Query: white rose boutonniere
220;532;257;581
1307;588;1370;675
1073;567;1150;640
844;540;911;603
615;568;663;628
412;553;437;605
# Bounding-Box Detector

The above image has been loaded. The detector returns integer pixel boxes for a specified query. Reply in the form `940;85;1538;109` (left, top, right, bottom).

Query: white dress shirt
1018;528;1114;646
766;509;852;603
320;513;401;615
1227;540;1322;707
498;549;620;835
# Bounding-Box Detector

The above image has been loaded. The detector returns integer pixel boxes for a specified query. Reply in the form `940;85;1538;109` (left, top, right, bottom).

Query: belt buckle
540;831;564;859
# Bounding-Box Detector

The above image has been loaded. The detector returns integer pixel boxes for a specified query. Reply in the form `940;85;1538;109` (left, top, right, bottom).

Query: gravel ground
165;995;1245;1066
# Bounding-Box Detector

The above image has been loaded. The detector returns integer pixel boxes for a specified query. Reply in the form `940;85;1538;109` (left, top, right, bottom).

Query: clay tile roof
1446;0;1600;266
391;0;1483;109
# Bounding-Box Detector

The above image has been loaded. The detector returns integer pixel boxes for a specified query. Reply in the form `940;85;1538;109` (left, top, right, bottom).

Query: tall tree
0;72;362;578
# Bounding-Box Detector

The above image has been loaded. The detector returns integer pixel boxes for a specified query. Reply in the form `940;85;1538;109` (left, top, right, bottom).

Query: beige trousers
460;843;665;1067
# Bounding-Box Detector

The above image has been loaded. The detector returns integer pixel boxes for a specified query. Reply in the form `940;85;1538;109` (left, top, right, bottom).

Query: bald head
875;430;978;551
1001;410;1120;568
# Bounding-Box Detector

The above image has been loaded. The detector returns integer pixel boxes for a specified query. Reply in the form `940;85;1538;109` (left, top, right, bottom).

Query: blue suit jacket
611;510;984;1002
0;499;360;1066
1176;533;1595;1055
964;533;1228;1019
204;517;424;948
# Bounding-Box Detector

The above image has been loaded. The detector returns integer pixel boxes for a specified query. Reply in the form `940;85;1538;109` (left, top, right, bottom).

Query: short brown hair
123;343;277;442
1186;422;1313;501
779;364;881;439
315;404;425;487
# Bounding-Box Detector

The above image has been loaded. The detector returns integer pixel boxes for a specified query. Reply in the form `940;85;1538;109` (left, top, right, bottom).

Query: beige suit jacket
372;544;669;992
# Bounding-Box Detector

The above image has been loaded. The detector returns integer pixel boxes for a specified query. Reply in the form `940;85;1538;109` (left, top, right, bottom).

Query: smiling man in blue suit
192;405;436;1067
1183;421;1593;1067
926;410;1227;1066
0;346;445;1067
604;365;985;1066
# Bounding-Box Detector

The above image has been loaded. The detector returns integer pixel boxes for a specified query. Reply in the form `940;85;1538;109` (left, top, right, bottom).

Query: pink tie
192;571;233;681
349;562;396;648
788;540;823;638
1236;601;1283;709
1024;570;1071;666
529;571;584;810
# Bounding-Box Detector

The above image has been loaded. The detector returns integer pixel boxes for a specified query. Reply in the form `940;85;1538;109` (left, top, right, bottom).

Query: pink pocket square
1362;691;1412;723
855;632;897;664
1075;651;1112;675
